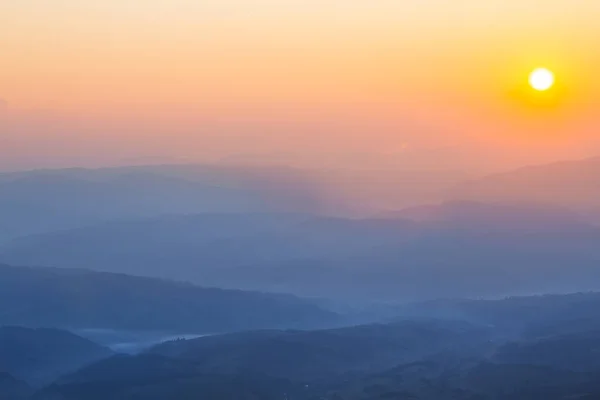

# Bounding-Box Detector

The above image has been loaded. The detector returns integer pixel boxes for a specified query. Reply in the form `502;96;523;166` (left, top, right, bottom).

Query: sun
529;68;555;91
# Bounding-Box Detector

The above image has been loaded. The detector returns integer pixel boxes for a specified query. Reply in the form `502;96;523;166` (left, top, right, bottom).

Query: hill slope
32;293;600;400
0;372;32;399
3;202;600;301
446;156;600;221
0;264;336;333
39;319;491;400
0;164;329;242
0;327;112;387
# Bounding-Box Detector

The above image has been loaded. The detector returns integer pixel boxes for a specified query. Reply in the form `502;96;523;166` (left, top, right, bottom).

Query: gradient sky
1;0;599;171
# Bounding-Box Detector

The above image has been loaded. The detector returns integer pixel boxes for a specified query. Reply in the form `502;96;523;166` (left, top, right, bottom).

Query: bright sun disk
529;68;555;91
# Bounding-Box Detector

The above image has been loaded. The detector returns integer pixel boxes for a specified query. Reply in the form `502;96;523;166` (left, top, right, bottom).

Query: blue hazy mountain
0;327;112;387
0;264;336;333
446;156;600;222
33;294;600;400
0;372;32;399
3;201;599;301
0;164;330;242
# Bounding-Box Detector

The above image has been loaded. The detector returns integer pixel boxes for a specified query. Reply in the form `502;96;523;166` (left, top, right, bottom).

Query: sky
1;0;600;171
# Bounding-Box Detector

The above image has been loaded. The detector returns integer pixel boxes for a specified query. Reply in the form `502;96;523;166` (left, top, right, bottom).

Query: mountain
0;372;32;399
385;200;588;232
36;364;304;400
400;292;600;335
493;330;600;372
232;202;600;300
146;320;491;381
0;163;487;244
0;327;112;387
328;359;600;400
31;293;600;400
446;156;600;221
0;213;417;281
3;202;600;301
334;323;600;400
0;264;336;333
0;164;331;243
38;319;491;400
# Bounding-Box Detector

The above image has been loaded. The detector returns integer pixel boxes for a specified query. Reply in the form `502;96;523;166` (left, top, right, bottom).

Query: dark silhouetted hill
28;293;600;400
0;372;32;399
63;320;491;385
37;319;490;400
0;327;112;387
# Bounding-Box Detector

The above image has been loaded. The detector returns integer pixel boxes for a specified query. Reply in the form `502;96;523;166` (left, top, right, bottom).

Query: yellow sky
1;0;599;170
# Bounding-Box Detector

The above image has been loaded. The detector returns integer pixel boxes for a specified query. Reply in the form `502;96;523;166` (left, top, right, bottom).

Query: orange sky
1;0;599;171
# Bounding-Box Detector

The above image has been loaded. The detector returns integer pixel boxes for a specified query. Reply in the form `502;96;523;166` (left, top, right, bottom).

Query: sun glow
529;68;555;91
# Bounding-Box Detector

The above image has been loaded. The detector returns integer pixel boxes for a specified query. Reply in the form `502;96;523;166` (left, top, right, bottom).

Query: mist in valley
4;0;600;398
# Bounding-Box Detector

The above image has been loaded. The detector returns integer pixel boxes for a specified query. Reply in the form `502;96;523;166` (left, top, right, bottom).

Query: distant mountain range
3;199;599;301
0;264;336;333
0;164;330;242
31;292;600;400
446;156;600;221
0;162;487;242
0;213;417;283
0;155;597;237
4;156;600;399
2;156;600;300
37;319;492;400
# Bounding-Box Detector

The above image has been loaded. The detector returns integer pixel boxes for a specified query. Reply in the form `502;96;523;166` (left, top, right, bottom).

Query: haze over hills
3;158;600;398
0;155;598;243
385;201;587;230
0;264;336;333
6;279;600;399
145;320;492;381
0;163;484;243
0;164;338;242
31;292;600;400
5;0;600;396
446;156;600;222
3;198;600;301
0;213;419;284
37;319;493;400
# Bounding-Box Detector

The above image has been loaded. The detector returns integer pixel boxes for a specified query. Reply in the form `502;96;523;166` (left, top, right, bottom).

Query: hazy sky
1;0;599;171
